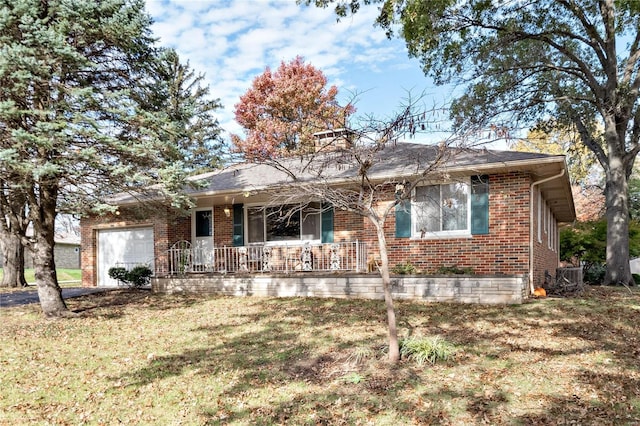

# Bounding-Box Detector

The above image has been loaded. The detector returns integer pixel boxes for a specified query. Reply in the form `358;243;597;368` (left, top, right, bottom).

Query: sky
145;0;457;143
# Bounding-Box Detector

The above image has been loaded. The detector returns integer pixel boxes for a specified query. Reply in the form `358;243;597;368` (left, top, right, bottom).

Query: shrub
561;219;640;284
399;335;456;365
583;263;606;285
435;265;474;275
391;261;416;275
108;267;129;283
127;265;153;288
108;265;152;288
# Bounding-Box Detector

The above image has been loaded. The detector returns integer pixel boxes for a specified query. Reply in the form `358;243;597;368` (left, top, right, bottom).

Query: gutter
529;168;565;293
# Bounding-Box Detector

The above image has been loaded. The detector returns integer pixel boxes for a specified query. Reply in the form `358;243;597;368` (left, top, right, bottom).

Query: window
412;181;469;236
537;190;542;243
247;202;321;243
247;207;265;243
266;207;300;241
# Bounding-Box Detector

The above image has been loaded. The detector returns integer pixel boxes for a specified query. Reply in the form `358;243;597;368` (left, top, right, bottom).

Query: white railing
163;241;368;276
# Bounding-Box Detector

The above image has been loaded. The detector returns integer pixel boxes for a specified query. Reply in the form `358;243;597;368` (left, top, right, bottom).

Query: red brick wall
333;208;364;242
81;172;561;290
214;205;234;246
370;173;529;275
330;172;557;286
532;187;560;288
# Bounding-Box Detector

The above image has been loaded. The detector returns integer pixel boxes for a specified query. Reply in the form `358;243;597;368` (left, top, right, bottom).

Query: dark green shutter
395;200;411;238
321;204;334;243
232;204;244;246
471;175;489;235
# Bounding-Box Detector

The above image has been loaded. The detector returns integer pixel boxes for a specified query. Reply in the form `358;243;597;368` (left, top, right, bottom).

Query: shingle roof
111;142;575;222
188;142;564;194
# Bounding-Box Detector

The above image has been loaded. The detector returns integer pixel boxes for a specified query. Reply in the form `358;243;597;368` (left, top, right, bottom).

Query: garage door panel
97;227;154;287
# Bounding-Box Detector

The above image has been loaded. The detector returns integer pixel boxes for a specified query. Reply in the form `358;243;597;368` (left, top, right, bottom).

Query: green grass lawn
1;287;639;425
0;268;81;288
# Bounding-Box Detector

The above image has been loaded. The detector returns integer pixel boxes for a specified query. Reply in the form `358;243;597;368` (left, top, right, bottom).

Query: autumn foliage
232;56;354;160
572;185;605;222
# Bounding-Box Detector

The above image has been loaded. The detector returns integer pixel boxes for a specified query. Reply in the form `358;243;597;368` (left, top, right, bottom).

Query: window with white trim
412;181;470;237
246;202;321;243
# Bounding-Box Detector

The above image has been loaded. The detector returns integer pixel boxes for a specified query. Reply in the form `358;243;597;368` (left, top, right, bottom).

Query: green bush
561;219;640;284
435;265;474;275
108;265;152;288
108;267;129;283
584;263;606;285
127;265;153;287
400;335;456;365
391;261;416;275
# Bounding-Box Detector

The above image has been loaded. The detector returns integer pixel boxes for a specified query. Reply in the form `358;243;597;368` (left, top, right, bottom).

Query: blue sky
145;0;457;143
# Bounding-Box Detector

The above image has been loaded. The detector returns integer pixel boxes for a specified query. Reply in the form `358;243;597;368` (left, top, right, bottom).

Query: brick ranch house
80;140;575;304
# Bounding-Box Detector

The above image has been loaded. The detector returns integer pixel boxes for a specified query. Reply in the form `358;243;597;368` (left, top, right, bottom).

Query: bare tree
55;215;80;238
252;99;471;363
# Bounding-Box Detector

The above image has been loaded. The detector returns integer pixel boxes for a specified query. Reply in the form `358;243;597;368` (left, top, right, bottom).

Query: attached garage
97;227;154;287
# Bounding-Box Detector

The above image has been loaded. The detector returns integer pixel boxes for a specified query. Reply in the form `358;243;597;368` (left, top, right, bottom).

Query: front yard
0;268;81;289
1;286;639;425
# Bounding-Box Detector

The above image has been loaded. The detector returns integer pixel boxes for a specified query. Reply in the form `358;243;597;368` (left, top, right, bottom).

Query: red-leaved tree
232;56;354;160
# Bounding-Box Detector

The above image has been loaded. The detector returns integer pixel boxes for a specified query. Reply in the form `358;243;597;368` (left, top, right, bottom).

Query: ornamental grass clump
346;344;376;366
399;335;456;365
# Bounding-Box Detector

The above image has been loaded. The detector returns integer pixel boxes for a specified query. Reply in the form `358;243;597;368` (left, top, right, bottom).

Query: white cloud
145;0;433;141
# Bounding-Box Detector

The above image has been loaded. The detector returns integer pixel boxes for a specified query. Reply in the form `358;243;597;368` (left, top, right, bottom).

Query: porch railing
162;241;368;276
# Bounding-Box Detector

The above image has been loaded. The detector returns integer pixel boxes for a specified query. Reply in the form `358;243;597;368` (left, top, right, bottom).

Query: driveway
0;287;109;308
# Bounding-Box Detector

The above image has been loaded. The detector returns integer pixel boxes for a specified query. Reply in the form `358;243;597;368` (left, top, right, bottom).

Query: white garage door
97;227;154;287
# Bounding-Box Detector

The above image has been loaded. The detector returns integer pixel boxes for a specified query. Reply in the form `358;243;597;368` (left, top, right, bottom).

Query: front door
192;208;214;267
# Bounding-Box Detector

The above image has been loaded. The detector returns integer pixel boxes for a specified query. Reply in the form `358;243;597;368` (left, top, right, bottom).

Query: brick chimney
313;128;353;152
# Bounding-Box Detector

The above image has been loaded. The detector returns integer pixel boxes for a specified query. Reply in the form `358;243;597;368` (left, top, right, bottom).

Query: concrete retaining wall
152;273;528;304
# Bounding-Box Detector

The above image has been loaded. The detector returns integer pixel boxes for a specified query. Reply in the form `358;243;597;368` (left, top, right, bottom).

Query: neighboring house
0;234;80;270
47;234;82;269
80;138;575;303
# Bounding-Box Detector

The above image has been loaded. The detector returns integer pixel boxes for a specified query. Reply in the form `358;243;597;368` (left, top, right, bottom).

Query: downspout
529;168;565;294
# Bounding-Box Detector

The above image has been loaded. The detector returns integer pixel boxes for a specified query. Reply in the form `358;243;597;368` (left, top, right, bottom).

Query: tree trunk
33;185;69;317
0;232;28;287
34;234;68;316
604;158;633;285
374;222;400;364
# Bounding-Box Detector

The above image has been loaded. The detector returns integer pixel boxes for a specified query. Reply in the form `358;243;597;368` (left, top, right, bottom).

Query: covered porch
156;240;369;276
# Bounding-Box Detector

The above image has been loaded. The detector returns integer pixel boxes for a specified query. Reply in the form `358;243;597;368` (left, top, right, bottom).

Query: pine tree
0;0;222;315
